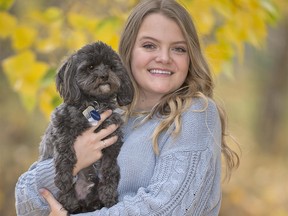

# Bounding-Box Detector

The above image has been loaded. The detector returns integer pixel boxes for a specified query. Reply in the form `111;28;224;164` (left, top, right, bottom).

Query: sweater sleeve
15;159;59;216
73;99;222;216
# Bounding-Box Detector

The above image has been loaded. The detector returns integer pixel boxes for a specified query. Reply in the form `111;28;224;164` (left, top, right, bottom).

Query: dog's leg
54;137;81;212
97;141;122;207
54;136;77;194
54;145;76;191
58;189;81;213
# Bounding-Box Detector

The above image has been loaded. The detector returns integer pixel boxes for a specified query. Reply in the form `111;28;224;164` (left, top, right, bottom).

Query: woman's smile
148;69;173;76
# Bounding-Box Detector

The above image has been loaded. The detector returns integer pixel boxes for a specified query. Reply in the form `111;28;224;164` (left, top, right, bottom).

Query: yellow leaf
39;83;61;119
247;14;267;48
2;51;33;87
65;30;88;50
183;0;215;35
93;18;122;49
29;7;63;25
216;23;245;61
43;7;62;22
0;12;17;38
205;42;234;75
2;51;48;111
11;25;37;50
108;35;120;51
197;10;215;35
212;0;234;18
67;12;99;32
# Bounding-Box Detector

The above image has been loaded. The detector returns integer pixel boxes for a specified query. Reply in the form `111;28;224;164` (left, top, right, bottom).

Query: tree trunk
257;18;288;153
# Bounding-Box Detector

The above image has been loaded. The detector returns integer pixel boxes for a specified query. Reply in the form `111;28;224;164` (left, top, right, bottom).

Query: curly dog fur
38;42;133;213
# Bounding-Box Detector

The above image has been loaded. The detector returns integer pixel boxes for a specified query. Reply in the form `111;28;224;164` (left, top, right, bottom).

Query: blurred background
0;0;287;215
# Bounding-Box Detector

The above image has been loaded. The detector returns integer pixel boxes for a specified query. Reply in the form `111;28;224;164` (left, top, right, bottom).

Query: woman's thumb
39;188;60;208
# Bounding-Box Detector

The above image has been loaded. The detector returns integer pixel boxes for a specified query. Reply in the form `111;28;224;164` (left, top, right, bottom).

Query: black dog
38;42;133;213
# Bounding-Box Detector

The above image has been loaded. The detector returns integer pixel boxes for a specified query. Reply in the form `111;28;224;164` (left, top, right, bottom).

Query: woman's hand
40;188;68;216
73;109;119;176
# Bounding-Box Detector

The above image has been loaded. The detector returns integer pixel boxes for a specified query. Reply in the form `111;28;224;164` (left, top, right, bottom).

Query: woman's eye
143;43;156;50
173;47;187;53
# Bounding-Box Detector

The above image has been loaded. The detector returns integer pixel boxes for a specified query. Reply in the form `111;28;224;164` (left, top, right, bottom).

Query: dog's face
56;42;133;106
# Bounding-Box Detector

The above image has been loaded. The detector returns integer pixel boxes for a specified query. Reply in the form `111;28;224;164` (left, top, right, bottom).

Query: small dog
38;42;133;213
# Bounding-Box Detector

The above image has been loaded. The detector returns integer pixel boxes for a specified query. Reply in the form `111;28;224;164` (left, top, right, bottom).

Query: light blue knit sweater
15;98;222;216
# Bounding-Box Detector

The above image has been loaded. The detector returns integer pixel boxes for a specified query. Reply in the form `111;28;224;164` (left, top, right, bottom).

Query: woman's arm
16;159;57;216
72;99;222;216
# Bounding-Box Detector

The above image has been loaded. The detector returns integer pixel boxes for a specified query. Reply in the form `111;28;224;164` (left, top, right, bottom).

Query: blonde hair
119;0;239;179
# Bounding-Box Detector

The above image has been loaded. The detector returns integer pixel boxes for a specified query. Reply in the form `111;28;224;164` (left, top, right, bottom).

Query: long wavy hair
119;0;239;179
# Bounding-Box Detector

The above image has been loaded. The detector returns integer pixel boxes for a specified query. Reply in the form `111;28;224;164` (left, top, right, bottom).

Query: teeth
149;69;172;75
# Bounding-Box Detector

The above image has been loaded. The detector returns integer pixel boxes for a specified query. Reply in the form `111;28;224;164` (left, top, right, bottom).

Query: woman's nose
155;49;171;64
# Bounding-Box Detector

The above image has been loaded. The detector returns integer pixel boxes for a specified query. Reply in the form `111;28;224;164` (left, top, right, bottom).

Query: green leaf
41;67;56;87
261;0;281;24
0;0;14;11
52;95;62;107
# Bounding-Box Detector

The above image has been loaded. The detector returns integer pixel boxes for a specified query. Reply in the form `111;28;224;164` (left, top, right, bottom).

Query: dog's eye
88;65;94;70
109;65;115;71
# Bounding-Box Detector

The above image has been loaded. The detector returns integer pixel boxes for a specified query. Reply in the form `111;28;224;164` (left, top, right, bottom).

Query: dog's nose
99;71;109;81
96;63;109;81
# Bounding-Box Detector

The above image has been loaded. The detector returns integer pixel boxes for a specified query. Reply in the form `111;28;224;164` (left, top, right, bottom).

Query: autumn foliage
0;0;283;118
1;0;288;215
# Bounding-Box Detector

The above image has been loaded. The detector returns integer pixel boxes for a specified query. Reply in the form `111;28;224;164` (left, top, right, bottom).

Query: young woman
15;0;239;215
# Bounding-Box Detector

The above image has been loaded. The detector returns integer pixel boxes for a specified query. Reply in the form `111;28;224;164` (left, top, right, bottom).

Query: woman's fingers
87;110;119;140
88;109;113;131
84;123;119;149
39;188;68;216
97;124;119;141
100;135;118;150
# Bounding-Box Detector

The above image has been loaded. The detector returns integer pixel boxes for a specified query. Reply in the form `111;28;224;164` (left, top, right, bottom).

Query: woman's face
131;13;189;109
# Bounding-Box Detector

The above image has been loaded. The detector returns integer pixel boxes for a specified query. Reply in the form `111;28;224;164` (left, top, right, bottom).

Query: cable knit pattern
15;98;222;216
15;160;58;216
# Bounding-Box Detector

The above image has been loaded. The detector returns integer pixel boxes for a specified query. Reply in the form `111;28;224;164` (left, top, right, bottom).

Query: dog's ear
56;55;81;104
116;63;134;106
55;59;68;97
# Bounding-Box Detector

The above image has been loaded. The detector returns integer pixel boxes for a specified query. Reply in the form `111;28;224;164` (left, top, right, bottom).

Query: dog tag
82;106;101;126
90;110;101;121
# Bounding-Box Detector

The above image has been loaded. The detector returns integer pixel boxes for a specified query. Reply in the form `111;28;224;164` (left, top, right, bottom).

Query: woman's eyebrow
138;36;187;45
138;36;158;42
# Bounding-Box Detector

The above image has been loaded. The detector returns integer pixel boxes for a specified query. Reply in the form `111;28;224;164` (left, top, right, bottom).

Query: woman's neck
134;94;161;112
